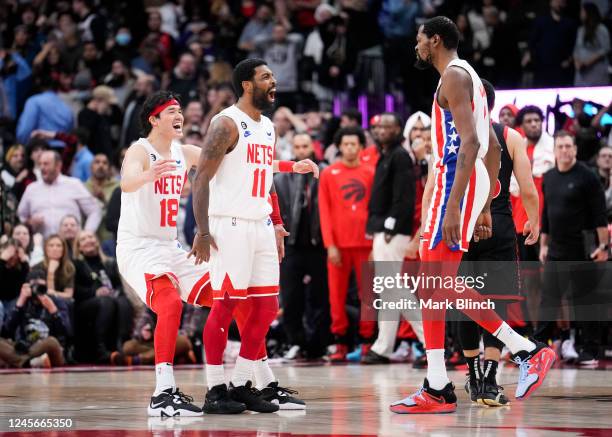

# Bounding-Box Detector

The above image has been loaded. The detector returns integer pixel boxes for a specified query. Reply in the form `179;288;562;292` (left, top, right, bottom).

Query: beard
252;87;274;111
414;52;433;70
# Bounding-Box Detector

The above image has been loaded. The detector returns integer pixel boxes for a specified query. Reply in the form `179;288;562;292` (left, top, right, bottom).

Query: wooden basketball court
1;362;611;436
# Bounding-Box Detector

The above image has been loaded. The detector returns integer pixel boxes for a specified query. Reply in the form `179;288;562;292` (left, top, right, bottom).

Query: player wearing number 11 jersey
190;58;320;414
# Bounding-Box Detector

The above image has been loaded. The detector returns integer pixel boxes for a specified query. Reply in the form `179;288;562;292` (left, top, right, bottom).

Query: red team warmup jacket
319;161;375;249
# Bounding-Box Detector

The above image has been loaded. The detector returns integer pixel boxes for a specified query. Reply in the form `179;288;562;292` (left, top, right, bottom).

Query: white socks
426;349;450;390
230;356;254;387
154;362;175;395
206;357;276;389
253;357;276;389
206;364;225;389
493;322;536;354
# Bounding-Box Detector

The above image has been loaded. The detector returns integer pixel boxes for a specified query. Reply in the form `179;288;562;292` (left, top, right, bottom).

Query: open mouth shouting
172;120;183;134
268;88;276;102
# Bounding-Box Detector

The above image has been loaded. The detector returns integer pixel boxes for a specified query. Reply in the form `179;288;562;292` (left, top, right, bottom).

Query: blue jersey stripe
431;109;462;251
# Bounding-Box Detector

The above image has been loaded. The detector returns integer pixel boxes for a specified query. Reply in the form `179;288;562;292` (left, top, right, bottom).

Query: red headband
149;99;180;118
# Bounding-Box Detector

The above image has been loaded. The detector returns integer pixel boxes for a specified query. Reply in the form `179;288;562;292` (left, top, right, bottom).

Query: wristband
278;161;295;173
197;232;210;238
270;192;283;225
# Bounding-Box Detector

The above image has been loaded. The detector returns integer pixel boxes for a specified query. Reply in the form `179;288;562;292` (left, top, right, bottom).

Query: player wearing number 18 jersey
117;91;206;417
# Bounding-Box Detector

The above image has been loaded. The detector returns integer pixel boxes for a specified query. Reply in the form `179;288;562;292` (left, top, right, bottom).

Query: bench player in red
389;17;555;414
319;126;376;361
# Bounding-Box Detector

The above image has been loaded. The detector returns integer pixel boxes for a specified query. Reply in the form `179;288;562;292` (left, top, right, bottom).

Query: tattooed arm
439;67;480;246
188;116;238;264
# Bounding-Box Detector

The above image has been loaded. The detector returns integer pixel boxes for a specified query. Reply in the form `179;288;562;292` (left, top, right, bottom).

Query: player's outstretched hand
473;211;492;242
188;233;217;265
143;159;176;183
274;224;290;261
522;221;540;245
293;159;320;178
442;203;461;246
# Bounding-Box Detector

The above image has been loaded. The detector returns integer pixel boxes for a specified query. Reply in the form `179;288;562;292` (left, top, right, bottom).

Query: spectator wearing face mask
108;27;137;64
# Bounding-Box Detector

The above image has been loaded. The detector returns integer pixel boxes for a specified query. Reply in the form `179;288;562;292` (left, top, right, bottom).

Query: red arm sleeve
318;169;336;248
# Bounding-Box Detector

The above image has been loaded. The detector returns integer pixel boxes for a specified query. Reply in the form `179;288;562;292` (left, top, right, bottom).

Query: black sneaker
361;349;390;365
478;380;509;407
464;375;480;403
229;381;279;413
576;350;599;367
412;354;427;369
148;388;203;417
203;384;246;414
260;382;306;410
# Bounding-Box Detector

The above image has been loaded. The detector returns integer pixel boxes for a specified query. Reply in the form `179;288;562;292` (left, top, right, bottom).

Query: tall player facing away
190;58;318;414
460;79;540;407
117;91;206;417
389;17;555;414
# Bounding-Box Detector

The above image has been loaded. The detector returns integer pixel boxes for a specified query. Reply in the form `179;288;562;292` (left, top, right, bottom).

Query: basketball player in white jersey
190;59;317;414
389;17;555;414
117;91;207;417
118;90;316;416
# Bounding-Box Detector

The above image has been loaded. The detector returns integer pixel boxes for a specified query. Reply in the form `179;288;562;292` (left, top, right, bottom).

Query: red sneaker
361;343;372;356
511;341;556;400
329;344;348;362
390;379;457;414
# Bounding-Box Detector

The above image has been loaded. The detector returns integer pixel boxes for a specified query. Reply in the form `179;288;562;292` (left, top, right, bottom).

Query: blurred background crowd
0;0;611;370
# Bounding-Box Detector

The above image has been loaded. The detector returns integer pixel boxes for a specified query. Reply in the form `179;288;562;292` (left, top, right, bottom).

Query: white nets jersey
423;58;491;251
208;105;275;220
431;58;490;167
118;138;187;241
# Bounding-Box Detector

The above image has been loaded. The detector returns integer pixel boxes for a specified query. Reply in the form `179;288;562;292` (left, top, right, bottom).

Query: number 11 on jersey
252;168;266;198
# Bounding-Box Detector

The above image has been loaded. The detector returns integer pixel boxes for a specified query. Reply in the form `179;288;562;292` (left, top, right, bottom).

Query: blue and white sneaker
512;341;556;400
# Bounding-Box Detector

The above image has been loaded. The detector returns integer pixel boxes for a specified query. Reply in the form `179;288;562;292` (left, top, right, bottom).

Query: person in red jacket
319;126;376;362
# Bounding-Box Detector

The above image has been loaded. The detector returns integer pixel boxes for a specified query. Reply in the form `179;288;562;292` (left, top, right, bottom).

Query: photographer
0;277;67;368
120;308;195;365
0;238;30;327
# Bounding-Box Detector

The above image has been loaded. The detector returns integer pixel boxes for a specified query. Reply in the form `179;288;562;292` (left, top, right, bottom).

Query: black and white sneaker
147;388;203;417
260;381;306;410
203;384;246;414
229;381;279;413
464;375;480;403
478;381;510;407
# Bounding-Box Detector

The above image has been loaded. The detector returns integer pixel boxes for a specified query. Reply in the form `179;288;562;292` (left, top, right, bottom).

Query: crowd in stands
0;0;611;368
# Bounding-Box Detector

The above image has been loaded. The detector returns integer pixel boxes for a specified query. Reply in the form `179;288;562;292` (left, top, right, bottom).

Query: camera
30;281;47;296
